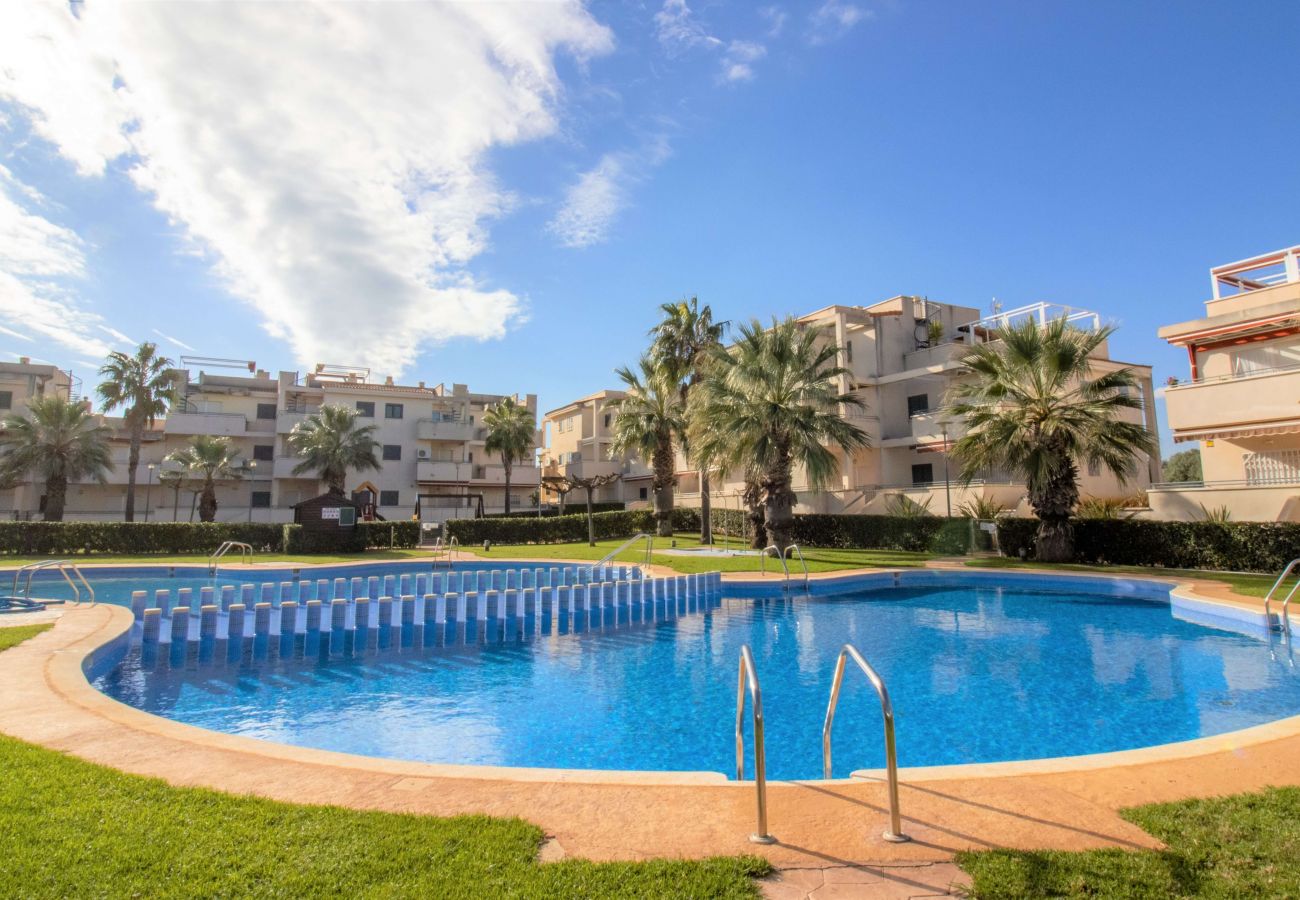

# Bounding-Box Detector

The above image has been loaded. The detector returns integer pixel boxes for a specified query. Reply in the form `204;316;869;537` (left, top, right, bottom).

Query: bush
995;517;1300;572
790;514;967;553
357;520;421;549
0;522;287;556
485;502;625;519
446;507;701;546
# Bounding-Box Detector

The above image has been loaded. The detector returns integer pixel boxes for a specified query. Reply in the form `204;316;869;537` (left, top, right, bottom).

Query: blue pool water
94;572;1300;780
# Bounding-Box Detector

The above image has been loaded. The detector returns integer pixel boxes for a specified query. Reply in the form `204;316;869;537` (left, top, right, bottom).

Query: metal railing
208;541;253;575
597;533;654;568
822;643;908;843
735;645;775;844
430;536;460;565
10;560;95;608
760;544;809;590
1265;558;1300;634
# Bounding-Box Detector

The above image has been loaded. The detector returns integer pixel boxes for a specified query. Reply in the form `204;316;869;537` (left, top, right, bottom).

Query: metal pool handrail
597;533;653;568
735;644;775;844
760;544;809;590
12;560;95;607
208;541;253;575
822;643;909;843
1265;558;1300;633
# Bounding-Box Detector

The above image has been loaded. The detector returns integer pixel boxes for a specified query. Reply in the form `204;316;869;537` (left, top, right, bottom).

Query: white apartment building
546;298;1159;521
0;357;538;524
1153;244;1300;521
540;390;653;507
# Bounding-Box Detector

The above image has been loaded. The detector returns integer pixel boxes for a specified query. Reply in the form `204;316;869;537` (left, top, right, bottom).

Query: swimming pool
92;570;1300;781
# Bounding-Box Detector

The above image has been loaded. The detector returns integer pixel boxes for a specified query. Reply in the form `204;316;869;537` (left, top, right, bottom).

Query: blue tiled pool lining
83;565;1300;780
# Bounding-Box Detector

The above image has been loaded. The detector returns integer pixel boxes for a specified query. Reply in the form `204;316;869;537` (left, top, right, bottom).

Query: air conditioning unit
417;449;429;459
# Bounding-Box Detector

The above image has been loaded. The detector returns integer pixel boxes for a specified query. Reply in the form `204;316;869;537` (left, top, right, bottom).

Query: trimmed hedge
0;522;287;556
790;514;971;554
485;502;625;519
995;517;1300;573
445;508;700;545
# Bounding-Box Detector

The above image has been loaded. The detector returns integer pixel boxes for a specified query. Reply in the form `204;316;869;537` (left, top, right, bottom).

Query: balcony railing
1165;367;1300;433
164;411;248;436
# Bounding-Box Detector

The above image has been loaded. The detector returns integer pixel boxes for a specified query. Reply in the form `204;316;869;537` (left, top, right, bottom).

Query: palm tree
97;342;179;521
165;435;244;522
650;297;727;544
286;404;380;495
483;396;536;516
0;397;113;521
690;318;870;551
946;317;1155;562
609;356;686;537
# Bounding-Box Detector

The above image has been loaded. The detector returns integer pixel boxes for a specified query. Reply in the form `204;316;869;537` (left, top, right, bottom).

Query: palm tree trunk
43;473;68;522
652;437;674;538
199;477;218;523
762;455;796;551
503;460;513;515
585;486;596;546
1028;460;1079;563
699;470;712;545
124;422;142;521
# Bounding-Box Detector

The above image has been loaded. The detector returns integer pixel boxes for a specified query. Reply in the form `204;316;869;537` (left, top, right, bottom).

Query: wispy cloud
548;136;672;249
808;0;871;44
653;1;768;84
151;327;195;351
0;2;614;376
759;6;788;38
720;41;767;84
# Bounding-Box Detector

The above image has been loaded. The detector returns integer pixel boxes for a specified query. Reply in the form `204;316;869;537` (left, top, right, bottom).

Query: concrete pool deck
3;565;1300;880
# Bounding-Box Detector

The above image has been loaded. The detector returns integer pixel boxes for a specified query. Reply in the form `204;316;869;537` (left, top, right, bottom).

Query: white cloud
0;165;113;359
808;0;871;43
151;327;195;351
0;1;614;377
759;6;788;38
720;41;767;83
548;136;672;249
654;0;723;54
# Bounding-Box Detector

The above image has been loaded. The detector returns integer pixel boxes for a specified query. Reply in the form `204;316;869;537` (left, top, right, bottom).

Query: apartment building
0;357;538;523
1153;244;1300;521
540;390;653;507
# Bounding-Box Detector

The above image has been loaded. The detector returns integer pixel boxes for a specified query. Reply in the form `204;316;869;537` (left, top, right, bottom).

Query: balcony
557;459;621;480
471;464;541;486
417;419;479;442
164;412;247;436
1164;367;1300;438
272;456;314;479
276;411;307;434
909;411;964;446
901;341;970;373
417;460;474;482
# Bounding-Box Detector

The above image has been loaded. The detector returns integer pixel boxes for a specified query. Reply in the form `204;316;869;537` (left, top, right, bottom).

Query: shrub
995;517;1300;572
485;502;625;519
0;522;287;556
789;514;965;553
445;507;700;546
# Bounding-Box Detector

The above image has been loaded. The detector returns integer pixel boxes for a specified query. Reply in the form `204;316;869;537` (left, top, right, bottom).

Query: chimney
418;381;425;389
385;376;394;386
18;356;29;364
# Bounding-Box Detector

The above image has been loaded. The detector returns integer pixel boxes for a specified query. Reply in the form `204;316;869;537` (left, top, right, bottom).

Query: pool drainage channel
129;566;723;669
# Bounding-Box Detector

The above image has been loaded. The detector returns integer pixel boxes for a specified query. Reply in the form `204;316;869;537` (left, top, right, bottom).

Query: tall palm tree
690;318;870;551
0;397;113;521
165;435;244;522
483;396;536;516
946;317;1155;562
286;404;380;495
650;297;727;544
97;342;179;521
609;356;686;537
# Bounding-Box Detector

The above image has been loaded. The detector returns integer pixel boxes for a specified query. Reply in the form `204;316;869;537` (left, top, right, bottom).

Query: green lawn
959;787;1300;898
483;532;935;574
0;622;51;651
0;548;442;568
0;622;768;898
964;556;1291;600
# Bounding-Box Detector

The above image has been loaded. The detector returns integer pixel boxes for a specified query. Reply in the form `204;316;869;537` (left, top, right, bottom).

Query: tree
1162;448;1202;483
483;396;536;516
691;317;870;551
650;297;727;544
165;435;244;522
97;342;179;522
0;397;113;521
609;356;686;538
286;404;380;494
946;317;1155;562
156;468;191;521
543;472;621;546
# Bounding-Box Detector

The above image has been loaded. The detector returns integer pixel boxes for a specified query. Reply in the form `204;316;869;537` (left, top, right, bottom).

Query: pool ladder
430;536;460;567
734;642;908;845
208;541;253;575
597;533;654;568
1264;558;1300;634
759;544;809;591
2;560;95;612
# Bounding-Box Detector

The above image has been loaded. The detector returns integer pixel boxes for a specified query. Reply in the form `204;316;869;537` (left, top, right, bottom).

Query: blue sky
1;1;1298;456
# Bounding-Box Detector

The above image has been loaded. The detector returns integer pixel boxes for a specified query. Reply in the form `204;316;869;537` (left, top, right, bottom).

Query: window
379;490;399;506
603;413;611;427
338;507;356;526
911;463;934;486
252;444;274;461
355;401;375;417
256;403;276;420
251;491;271;508
639;486;648;500
1086;459;1101;477
382;444;402;461
384;403;404;419
0;391;11;410
845;341;853;363
907;394;929;417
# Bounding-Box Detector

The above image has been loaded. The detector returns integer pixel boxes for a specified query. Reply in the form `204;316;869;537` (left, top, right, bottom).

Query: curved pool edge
6;566;1300;866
